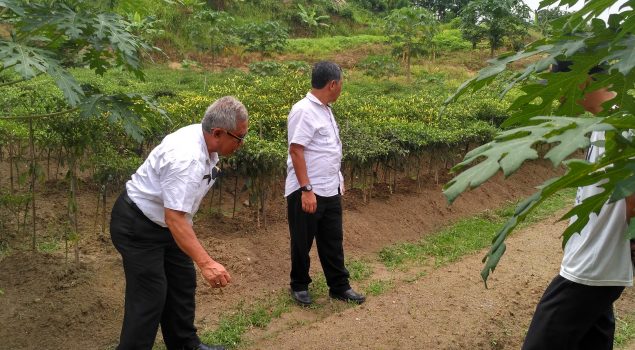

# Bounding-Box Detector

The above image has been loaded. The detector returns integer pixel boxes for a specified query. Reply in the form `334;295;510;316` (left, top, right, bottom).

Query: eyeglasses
225;130;247;143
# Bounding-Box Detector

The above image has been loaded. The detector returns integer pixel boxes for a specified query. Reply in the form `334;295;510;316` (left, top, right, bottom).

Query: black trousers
287;189;350;293
110;192;200;350
522;275;625;350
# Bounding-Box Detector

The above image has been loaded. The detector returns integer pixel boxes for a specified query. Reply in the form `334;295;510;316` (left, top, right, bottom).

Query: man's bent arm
165;208;231;287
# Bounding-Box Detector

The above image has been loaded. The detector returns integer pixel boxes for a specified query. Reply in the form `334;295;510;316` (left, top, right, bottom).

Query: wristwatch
300;184;313;192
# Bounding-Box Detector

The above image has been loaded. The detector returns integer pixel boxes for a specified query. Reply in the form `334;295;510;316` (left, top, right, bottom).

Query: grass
365;279;393;296
347;259;373;281
197;294;291;349
379;189;576;269
286;35;387;56
615;312;635;348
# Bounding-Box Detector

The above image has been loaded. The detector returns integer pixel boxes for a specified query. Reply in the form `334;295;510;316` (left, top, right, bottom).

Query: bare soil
3;160;631;350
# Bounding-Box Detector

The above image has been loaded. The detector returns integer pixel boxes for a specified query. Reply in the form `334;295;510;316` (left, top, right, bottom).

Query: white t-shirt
285;92;343;197
126;124;219;227
560;131;633;287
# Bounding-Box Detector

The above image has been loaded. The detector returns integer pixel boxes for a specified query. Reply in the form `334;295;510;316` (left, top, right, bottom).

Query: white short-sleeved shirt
126;124;219;227
560;131;633;287
285;92;343;197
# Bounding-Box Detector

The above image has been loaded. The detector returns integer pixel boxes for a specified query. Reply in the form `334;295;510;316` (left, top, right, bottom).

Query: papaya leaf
605;35;635;76
540;116;613;165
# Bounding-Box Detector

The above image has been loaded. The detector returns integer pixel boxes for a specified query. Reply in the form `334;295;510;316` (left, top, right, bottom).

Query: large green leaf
605;35;635;75
444;116;609;204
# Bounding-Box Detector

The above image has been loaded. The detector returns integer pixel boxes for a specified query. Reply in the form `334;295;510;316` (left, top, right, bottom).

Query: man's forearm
165;210;214;267
289;144;310;186
626;194;635;221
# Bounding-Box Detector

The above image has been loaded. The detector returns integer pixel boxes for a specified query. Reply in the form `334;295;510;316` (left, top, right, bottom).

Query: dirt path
241;219;635;350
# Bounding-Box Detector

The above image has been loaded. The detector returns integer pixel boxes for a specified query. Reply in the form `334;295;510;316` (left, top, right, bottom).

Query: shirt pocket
315;126;333;145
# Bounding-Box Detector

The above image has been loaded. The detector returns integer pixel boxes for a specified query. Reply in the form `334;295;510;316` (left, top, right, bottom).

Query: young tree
459;0;531;56
534;7;569;36
445;0;635;284
414;0;470;21
297;4;330;36
384;6;438;80
190;9;236;70
238;21;288;60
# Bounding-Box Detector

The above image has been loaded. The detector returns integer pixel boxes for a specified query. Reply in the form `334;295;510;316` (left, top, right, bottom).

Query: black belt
123;192;145;217
122;192;166;229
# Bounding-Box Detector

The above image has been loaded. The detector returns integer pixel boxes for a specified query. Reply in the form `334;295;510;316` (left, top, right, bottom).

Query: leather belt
123;192;145;217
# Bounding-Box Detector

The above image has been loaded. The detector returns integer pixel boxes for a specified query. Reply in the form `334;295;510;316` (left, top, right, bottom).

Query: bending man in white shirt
110;96;248;350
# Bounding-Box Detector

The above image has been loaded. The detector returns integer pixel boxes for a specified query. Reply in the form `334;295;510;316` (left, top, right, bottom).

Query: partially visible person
110;96;248;350
285;61;365;306
522;62;633;350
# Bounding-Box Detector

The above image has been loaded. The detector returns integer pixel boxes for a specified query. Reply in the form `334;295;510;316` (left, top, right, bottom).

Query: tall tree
384;6;438;80
459;0;531;56
413;0;470;21
445;0;635;284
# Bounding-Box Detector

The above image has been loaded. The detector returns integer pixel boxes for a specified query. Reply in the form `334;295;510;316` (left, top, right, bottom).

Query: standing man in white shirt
109;96;248;350
285;61;365;306
522;62;634;350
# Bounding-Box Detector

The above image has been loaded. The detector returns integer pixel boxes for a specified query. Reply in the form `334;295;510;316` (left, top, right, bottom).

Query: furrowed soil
1;160;634;350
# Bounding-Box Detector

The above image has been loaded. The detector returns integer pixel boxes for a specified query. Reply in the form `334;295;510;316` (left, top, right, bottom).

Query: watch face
302;184;312;191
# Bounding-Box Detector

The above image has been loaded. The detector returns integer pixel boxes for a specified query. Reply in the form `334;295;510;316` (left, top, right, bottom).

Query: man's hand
200;260;232;288
302;191;317;214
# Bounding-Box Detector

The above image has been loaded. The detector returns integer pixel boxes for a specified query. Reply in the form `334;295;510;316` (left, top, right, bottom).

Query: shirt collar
307;92;330;108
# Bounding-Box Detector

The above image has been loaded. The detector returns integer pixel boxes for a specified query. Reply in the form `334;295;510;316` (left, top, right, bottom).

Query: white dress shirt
126;124;219;227
560;131;633;286
285;92;343;197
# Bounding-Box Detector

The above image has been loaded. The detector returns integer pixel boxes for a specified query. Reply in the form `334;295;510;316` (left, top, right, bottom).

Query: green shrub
432;29;471;52
356;55;402;78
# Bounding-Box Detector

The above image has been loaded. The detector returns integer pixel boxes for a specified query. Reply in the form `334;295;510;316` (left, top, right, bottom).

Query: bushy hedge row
0;66;510;192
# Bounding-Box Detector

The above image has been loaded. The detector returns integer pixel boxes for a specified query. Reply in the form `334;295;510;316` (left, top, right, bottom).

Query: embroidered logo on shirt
203;166;222;185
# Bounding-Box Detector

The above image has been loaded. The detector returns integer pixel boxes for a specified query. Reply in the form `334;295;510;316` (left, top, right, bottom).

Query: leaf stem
0;108;79;120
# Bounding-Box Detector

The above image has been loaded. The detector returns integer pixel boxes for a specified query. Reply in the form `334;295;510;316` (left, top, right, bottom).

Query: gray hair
201;96;248;132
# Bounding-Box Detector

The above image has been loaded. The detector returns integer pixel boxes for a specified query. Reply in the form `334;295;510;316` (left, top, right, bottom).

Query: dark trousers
287;189;350;293
110;192;200;350
522;275;625;350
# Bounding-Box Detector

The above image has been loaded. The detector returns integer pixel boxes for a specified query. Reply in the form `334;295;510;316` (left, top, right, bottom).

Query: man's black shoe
329;288;366;304
290;289;312;306
187;343;226;350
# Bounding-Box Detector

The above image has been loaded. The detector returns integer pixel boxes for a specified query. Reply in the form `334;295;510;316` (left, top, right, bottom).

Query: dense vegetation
0;0;557;258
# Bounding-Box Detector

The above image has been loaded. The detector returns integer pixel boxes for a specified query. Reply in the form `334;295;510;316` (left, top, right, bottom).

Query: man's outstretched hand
200;260;232;288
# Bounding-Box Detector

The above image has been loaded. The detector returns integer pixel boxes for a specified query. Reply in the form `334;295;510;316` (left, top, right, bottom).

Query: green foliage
416;0;470;21
356;54;402;78
237;21;288;58
445;0;635;284
431;29;471;52
297;3;330;35
384;6;439;76
286;35;386;56
188;9;236;64
459;0;531;55
0;0;164;141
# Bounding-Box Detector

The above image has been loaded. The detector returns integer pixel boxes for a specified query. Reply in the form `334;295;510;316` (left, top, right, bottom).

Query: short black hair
551;59;606;74
311;61;342;89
